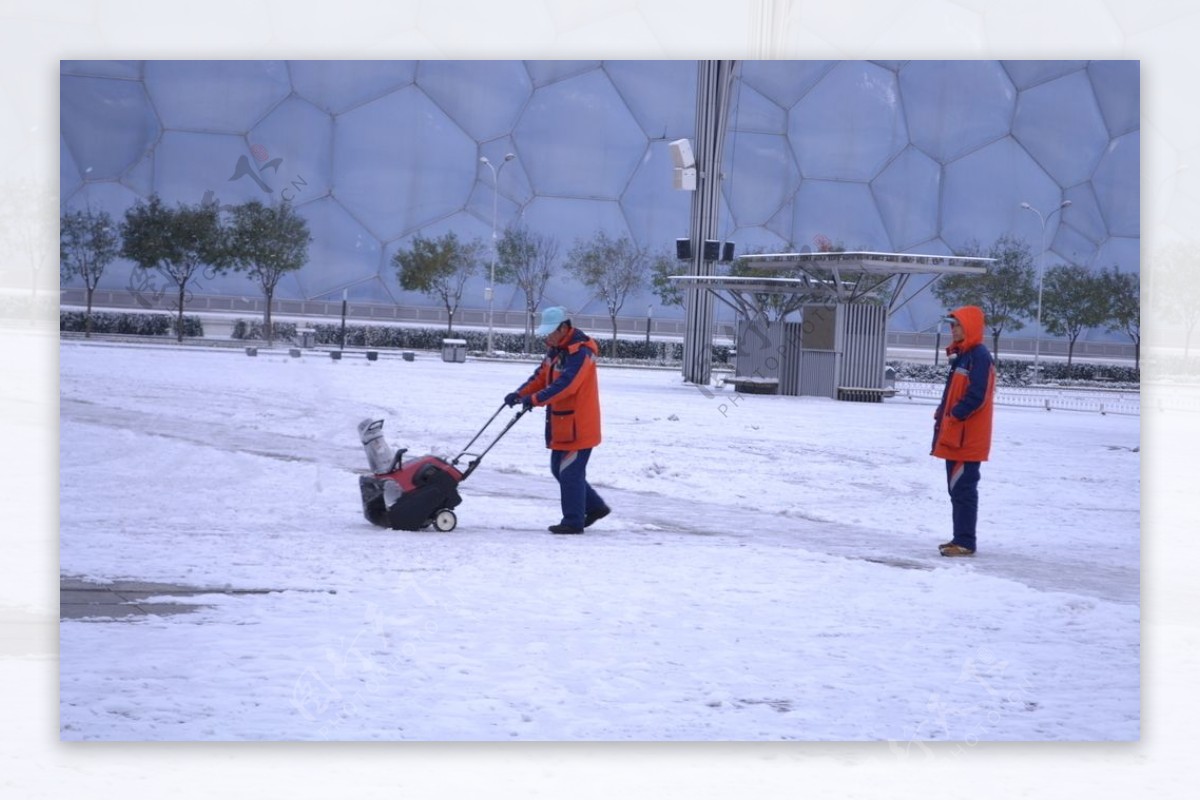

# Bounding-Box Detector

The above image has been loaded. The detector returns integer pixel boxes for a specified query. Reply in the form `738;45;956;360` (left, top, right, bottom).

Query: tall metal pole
481;153;515;355
1020;200;1071;379
682;60;737;386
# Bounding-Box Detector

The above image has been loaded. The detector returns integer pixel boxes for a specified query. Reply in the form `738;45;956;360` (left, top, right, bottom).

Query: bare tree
496;224;558;352
565;231;647;357
60;207;120;337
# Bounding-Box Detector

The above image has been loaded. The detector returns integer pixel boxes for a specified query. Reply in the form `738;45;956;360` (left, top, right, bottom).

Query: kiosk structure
670;251;992;401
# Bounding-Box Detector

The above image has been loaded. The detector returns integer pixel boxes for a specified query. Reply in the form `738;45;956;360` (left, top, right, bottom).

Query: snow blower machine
357;404;526;532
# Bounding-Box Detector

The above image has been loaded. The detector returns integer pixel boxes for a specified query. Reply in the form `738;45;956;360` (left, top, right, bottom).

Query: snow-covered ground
57;340;1141;742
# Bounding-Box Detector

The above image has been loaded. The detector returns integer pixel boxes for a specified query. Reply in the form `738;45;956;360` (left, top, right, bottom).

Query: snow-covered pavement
58;341;1140;742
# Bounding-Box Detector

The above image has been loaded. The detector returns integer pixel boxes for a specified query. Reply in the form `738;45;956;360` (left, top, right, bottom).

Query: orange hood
947;305;985;354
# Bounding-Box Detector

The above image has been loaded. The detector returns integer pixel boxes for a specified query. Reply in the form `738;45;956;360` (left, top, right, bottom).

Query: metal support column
682;59;737;387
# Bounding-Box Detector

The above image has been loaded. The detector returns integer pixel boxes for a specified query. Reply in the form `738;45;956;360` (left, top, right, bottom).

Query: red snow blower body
357;405;525;532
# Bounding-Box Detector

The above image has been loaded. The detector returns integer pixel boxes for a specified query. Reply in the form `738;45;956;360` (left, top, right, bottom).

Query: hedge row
60;311;204;337
303;323;736;362
230;320;299;343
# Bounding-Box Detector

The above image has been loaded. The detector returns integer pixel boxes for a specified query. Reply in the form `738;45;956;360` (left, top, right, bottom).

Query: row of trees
932;235;1141;368
394;226;659;356
61;196;311;342
60;194;1142;365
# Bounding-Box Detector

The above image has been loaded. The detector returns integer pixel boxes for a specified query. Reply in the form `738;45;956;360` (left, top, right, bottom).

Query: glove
521;395;535;412
504;392;521;408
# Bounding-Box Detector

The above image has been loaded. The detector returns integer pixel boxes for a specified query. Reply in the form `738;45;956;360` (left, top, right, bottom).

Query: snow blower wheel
432;509;457;532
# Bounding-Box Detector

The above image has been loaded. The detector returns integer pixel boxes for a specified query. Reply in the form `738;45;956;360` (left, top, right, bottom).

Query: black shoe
584;505;611;528
548;524;584;535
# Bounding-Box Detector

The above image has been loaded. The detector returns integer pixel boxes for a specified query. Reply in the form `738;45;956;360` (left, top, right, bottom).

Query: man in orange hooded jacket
932;305;996;556
505;307;610;535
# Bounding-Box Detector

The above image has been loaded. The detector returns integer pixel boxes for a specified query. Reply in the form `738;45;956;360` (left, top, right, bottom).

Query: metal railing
892;381;1141;416
59;286;1136;359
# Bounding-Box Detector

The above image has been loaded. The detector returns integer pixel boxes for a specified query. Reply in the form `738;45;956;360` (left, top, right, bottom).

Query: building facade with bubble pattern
59;60;1139;338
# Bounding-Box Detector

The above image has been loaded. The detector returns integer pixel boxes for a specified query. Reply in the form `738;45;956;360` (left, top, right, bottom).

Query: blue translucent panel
1051;223;1099;267
1062;184;1107;244
871;146;941;250
1002;61;1088;90
605;60;695;139
522;196;630;249
740;61;835;109
723;131;799;227
766;201;796;244
514;70;647;199
121;152;155;196
1092;131;1139;237
61;60;142;79
248;97;334;202
727;226;791;254
56;60;1139;336
730;80;787;135
790;62;907;181
870;61;907;72
790;181;891;251
144;61;290;132
1095;237;1139;273
622;141;692;252
418;61;532;142
336;275;400;305
334;86;476;241
1087;61;1139;137
286;197;382;300
525;61;601;86
1014;71;1109;187
467;178;522;243
891;237;956;332
518;196;634;315
60;136;82;198
1014;201;1070;269
153;131;271;207
289;60;416;114
942;137;1060;251
60;75;160;181
900;61;1015;162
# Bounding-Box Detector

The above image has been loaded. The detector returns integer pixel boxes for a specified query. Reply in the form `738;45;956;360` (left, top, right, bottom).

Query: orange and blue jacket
516;326;602;451
932;305;995;462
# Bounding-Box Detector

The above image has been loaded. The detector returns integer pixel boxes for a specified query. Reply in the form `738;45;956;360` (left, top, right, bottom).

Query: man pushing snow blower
503;306;611;535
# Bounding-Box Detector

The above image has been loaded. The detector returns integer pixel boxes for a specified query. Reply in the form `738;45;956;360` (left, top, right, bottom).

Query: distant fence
59;287;1137;359
893;381;1142;416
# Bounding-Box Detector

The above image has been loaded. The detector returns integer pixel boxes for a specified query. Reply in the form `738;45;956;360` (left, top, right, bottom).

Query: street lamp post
481;153;516;355
1019;199;1071;380
339;287;348;353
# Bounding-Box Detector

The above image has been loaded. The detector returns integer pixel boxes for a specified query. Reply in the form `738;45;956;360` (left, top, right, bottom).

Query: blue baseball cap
535;306;570;336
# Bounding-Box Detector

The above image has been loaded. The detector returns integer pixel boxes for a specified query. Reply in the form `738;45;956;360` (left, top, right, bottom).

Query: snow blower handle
454;402;529;481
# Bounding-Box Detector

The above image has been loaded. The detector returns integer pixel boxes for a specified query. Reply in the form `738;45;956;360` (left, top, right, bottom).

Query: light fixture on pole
481;153;516;355
1019;199;1072;379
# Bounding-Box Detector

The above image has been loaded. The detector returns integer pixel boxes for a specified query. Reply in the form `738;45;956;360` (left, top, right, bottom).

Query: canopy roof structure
670;251;993;319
